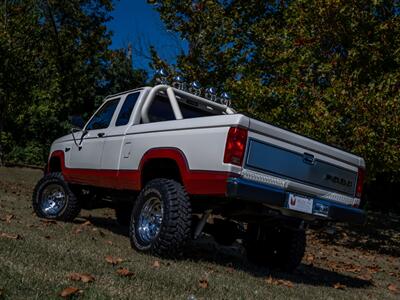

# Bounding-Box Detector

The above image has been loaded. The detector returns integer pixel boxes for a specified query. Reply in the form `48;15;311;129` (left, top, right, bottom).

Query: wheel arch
138;148;189;190
47;150;65;174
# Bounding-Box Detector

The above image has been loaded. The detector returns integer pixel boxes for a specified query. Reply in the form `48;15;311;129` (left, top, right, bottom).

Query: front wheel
32;172;81;221
129;178;191;257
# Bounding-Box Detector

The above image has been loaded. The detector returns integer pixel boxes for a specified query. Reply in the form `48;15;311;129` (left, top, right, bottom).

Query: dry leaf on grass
366;265;381;274
105;255;123;265
357;273;373;281
199;278;209;289
0;232;22;240
5;214;14;223
40;219;57;225
106;240;113;245
116;268;134;277
388;284;398;294
265;276;294;288
81;220;92;226
306;254;315;263
152;260;160;268
333;282;346;290
59;287;81;297
67;272;95;283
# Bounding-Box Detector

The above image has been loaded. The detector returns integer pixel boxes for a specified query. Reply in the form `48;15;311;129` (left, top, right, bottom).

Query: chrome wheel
137;196;163;244
40;183;66;216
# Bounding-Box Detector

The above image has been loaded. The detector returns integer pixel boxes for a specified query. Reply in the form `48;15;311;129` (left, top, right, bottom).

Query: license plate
287;193;313;214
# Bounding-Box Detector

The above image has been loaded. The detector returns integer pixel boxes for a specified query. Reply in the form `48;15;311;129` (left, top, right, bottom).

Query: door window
116;92;140;126
86;98;120;130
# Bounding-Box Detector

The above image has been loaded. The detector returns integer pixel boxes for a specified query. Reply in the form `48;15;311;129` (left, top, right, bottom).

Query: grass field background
0;166;399;299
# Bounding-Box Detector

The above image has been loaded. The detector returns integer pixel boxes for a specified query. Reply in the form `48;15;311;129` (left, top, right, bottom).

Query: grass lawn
0;166;399;299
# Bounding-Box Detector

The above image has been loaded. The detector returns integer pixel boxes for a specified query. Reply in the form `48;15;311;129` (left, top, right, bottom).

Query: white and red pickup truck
33;83;366;271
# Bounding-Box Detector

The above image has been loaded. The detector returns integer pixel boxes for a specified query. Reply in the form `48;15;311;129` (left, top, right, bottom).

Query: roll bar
141;85;235;123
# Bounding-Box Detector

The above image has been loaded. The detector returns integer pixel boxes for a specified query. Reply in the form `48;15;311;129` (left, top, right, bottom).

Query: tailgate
246;119;364;197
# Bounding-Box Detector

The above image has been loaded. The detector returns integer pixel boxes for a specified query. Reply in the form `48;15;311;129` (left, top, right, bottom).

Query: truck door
100;92;141;188
68;98;120;186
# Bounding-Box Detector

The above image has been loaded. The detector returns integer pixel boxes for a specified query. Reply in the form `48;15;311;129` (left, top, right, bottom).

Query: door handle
97;132;105;137
303;153;315;165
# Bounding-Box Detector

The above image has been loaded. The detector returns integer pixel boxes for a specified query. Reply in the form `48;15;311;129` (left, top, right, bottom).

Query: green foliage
0;0;147;165
5;142;46;165
152;0;400;181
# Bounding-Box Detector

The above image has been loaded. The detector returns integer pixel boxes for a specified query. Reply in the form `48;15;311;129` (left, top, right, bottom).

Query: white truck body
47;85;366;224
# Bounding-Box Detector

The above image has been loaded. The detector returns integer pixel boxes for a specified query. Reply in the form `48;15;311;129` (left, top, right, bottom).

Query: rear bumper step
226;177;366;224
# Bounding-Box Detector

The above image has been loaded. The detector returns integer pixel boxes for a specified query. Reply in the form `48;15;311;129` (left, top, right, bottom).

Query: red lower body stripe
63;168;232;196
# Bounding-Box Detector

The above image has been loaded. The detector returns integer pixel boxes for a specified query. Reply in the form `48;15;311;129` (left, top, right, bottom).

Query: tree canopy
0;0;147;164
151;0;400;181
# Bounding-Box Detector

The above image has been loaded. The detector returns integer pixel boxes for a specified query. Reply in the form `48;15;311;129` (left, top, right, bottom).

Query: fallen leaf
366;265;381;274
40;219;57;225
0;232;22;240
388;284;398;293
357;273;373;281
265;276;273;284
198;278;209;289
116;268;134;277
333;282;346;290
105;255;123;265
5;214;14;223
265;276;294;288
106;240;113;245
67;272;95;283
152;260;160;268
81;220;92;226
276;279;294;288
59;287;81;297
306;254;315;264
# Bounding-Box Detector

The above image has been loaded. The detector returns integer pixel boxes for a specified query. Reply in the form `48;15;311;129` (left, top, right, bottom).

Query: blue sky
108;0;187;73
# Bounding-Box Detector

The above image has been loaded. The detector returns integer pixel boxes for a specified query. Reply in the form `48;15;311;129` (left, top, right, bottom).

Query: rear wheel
245;224;306;272
32;172;81;221
129;178;191;257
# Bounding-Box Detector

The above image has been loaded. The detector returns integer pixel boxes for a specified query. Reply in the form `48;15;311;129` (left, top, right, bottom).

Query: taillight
224;127;248;166
356;168;365;198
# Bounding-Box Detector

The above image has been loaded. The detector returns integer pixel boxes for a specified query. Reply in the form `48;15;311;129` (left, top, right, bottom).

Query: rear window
116;92;139;126
146;95;216;123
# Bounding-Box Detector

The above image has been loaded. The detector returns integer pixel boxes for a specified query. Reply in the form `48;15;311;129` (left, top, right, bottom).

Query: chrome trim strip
241;168;359;206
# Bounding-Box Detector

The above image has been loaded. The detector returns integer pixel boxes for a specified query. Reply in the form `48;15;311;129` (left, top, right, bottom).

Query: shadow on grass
84;215;371;289
315;211;400;257
185;239;371;288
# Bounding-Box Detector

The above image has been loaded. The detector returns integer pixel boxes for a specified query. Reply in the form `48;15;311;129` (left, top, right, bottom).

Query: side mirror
69;115;85;130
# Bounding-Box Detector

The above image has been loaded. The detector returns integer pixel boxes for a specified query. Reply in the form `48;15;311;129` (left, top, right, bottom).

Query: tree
150;0;400;181
0;0;147;164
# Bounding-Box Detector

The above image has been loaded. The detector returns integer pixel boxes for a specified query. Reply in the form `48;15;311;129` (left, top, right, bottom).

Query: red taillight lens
356;168;365;198
224;127;248;166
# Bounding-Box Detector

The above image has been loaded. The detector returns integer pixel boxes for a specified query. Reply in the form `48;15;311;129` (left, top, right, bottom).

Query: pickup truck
32;83;366;271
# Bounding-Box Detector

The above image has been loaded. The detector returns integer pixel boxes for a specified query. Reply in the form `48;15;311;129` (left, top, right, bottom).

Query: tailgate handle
303;153;315;165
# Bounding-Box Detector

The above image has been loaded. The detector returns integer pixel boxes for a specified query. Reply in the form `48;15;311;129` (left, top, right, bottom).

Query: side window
116;92;140;126
147;95;175;123
86;98;120;130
